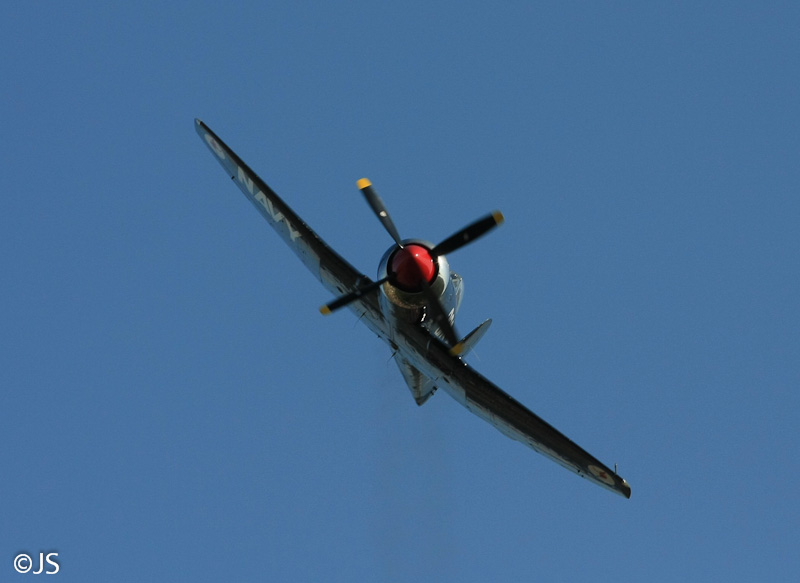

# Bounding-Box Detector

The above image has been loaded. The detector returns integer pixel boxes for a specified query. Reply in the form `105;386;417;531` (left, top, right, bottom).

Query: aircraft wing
395;321;632;498
195;119;385;336
195;118;629;497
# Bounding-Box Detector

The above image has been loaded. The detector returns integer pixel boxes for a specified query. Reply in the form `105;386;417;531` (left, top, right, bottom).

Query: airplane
195;119;631;498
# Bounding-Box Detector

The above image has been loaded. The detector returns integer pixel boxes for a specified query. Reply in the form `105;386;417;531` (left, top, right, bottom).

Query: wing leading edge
195;119;384;335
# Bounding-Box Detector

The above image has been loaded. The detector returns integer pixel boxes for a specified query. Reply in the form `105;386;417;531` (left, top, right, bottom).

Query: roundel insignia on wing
205;134;226;160
588;465;615;486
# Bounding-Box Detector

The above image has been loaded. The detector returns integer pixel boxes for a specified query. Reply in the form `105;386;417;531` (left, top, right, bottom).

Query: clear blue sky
2;2;798;581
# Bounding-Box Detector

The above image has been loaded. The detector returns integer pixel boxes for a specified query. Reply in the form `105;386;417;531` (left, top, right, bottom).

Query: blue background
2;2;798;581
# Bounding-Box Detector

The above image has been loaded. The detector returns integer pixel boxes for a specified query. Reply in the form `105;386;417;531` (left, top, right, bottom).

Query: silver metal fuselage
376;239;463;350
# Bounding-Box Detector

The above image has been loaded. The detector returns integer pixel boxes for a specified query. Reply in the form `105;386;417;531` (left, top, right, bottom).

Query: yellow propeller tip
357;178;372;190
319;305;332;316
492;210;505;225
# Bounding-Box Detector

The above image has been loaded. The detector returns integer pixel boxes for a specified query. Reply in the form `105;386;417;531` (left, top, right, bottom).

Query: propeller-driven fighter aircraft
195;119;631;498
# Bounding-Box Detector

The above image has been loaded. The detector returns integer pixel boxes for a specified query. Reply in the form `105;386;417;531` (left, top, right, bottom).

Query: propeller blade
358;178;404;247
431;211;504;257
419;275;464;354
320;277;389;315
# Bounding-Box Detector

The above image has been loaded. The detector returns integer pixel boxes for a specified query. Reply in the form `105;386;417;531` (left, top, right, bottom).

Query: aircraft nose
390;244;436;291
